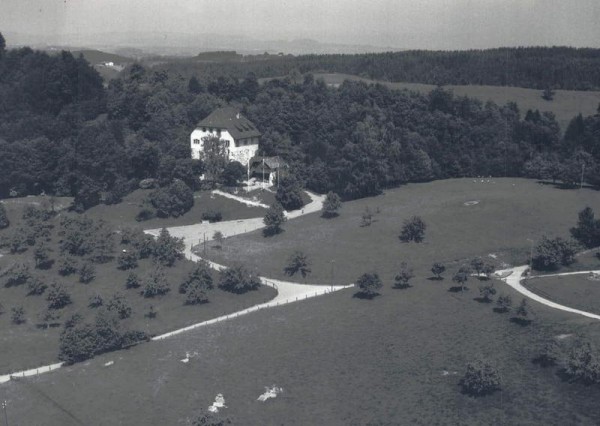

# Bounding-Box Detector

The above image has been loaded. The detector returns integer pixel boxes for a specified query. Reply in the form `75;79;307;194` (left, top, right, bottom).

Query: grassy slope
85;189;266;230
262;73;600;131
525;273;600;316
206;178;600;285
2;178;600;424
0;196;276;372
2;282;599;425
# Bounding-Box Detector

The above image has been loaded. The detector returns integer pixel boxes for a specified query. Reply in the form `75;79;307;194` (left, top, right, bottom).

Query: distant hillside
158;46;600;91
195;50;243;62
70;49;132;65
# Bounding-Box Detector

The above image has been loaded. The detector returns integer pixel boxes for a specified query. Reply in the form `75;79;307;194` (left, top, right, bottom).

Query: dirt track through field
496;265;600;320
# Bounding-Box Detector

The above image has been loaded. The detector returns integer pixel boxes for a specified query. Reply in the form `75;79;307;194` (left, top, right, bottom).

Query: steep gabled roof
196;107;261;140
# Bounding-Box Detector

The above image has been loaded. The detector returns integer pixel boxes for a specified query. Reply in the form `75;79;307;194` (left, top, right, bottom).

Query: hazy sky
2;0;600;49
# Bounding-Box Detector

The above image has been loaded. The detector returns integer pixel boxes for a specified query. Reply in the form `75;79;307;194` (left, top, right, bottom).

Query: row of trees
161;46;600;90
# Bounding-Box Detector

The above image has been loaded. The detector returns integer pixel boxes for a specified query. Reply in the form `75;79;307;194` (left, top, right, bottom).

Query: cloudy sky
2;0;599;49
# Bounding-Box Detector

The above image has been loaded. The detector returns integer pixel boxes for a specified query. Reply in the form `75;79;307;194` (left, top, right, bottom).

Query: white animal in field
180;352;190;363
208;394;227;413
257;385;283;402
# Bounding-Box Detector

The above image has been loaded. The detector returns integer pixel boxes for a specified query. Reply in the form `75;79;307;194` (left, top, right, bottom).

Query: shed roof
197;107;261;140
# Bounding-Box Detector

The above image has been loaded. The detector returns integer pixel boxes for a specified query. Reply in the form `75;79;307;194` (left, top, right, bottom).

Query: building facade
190;107;261;166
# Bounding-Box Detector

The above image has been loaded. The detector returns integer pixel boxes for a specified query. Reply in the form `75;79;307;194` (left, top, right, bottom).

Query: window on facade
202;127;206;132
217;129;221;136
193;139;200;144
209;128;213;133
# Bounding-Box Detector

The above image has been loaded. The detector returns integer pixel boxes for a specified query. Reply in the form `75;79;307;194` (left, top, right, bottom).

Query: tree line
157;46;600;90
1;34;599;209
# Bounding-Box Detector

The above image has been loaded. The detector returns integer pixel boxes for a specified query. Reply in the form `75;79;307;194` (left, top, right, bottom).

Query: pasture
2;178;600;424
206;178;600;285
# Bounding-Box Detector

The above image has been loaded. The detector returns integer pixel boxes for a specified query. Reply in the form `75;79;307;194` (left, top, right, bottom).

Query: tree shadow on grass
392;284;412;290
353;291;380;300
427;277;444;281
493;307;510;314
510;317;532;326
448;286;468;293
473;297;493;304
262;227;283;237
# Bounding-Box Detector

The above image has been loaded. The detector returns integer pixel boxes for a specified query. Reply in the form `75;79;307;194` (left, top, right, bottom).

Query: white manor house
190;107;261;166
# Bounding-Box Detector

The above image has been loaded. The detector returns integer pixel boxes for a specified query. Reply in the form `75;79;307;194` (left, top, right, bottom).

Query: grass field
0;197;276;372
524;274;600;316
206;178;600;285
261;73;600;132
2;274;599;425
2;178;600;425
85;189;266;230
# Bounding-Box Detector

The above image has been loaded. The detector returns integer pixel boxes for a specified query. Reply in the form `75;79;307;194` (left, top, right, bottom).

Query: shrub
218;265;261;294
27;277;48;296
58;323;97;364
532;236;578;271
431;262;446;279
117;250;139;270
135;207;156;222
354;272;383;299
399;216;426;243
88;294;103;308
179;262;213;294
478;284;497;302
79;263;96;284
106;293;133;319
470;257;485;276
185;286;209;305
47;282;72;309
511;298;533;325
495;294;512;313
141;267;170;297
460;359;502;396
33;242;53;269
154;228;184;266
149;180;194;218
145;305;158;319
562;341;600;385
393;262;414;289
534;339;566;367
58;256;78;276
2;262;31;287
202;210;223;223
125;272;141;289
11;306;26;324
8;229;27;253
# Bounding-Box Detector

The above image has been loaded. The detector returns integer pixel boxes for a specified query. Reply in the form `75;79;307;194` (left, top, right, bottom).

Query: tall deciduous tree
263;202;286;236
321;191;341;218
355;272;383;299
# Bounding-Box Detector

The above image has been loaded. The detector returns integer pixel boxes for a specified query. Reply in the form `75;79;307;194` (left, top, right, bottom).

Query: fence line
0;362;64;384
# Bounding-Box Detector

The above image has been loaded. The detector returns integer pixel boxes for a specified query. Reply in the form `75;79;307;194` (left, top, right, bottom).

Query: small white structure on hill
190;107;261;166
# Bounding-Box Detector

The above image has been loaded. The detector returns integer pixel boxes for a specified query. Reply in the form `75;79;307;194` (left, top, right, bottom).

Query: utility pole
330;260;335;291
581;163;585;189
203;232;206;256
527;238;534;273
262;157;265;191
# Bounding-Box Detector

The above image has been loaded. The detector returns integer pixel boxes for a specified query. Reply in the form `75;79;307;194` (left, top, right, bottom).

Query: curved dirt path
495;265;600;320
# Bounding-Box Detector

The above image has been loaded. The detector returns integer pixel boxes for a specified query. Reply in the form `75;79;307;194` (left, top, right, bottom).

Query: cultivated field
2;178;600;425
262;73;600;132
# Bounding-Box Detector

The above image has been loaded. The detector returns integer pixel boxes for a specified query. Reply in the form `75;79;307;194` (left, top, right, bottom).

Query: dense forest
1;34;599;207
158;47;600;91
